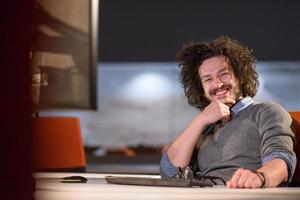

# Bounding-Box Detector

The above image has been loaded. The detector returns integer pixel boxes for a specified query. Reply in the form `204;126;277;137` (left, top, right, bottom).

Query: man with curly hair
160;36;296;188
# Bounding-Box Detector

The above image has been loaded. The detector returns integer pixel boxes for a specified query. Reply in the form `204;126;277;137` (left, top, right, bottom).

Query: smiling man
160;36;296;188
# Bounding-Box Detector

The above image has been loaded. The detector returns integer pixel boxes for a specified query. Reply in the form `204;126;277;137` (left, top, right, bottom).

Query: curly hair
176;36;259;110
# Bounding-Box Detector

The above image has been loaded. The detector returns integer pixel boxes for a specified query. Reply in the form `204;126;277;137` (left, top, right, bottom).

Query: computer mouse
61;175;87;183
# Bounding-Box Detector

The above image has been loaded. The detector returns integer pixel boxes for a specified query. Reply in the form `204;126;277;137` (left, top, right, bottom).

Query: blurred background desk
34;173;300;200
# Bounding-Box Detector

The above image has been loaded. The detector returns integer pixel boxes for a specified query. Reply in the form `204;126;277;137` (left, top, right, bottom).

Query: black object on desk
61;176;87;183
105;176;213;187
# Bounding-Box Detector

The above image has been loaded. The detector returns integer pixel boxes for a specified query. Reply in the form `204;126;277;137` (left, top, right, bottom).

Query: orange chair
290;112;300;186
31;117;86;172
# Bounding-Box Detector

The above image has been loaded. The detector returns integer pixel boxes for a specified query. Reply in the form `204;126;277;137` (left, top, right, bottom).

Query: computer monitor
31;0;98;110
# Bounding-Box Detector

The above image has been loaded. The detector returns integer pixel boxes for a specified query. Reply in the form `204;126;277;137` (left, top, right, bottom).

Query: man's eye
220;72;230;77
203;78;212;83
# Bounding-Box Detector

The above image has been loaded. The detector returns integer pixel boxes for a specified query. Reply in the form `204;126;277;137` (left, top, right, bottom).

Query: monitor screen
31;0;98;110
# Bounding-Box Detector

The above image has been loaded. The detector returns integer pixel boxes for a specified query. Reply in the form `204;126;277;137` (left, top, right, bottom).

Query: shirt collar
231;96;254;117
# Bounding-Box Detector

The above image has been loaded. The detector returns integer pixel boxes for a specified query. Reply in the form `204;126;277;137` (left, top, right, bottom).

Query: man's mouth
215;89;228;96
211;86;231;97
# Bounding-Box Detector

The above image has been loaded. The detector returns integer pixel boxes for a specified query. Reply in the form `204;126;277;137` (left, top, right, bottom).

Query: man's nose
212;77;224;88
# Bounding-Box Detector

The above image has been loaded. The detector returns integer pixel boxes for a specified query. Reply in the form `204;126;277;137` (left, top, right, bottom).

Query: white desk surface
34;172;300;200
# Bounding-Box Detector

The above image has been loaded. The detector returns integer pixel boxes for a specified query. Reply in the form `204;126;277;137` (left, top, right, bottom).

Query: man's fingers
227;169;263;189
237;173;249;188
211;95;220;103
218;96;236;106
225;98;236;105
227;168;243;188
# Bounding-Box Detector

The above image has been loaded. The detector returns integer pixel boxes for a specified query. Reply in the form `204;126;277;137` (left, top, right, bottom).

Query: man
160;36;296;188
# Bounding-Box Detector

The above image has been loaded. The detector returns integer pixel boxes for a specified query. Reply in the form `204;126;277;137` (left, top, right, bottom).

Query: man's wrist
196;112;216;128
254;171;268;188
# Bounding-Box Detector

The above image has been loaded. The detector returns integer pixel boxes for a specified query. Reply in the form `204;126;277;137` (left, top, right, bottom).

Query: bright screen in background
121;73;172;102
40;62;300;148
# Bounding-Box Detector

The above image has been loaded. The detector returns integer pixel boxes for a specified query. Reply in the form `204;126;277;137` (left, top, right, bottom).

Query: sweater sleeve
159;152;178;178
258;102;297;184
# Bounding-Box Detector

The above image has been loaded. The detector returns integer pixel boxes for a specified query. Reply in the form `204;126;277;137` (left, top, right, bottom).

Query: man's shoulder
251;101;288;113
248;101;291;121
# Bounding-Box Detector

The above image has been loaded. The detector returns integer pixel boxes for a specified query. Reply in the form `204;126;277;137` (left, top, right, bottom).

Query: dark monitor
31;0;99;110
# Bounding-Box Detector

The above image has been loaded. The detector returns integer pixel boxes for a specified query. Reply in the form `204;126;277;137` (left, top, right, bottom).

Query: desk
34;173;300;200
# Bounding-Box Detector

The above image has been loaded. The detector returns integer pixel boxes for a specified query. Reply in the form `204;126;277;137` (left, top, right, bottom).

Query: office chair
290;112;300;186
31;117;86;172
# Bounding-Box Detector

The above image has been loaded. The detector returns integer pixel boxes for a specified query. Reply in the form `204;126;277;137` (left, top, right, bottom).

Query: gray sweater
160;100;296;185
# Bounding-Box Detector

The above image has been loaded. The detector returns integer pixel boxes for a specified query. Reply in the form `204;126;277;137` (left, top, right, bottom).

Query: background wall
42;61;300;149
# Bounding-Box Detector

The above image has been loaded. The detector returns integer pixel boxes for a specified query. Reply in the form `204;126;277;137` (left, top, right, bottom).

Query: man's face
199;56;241;106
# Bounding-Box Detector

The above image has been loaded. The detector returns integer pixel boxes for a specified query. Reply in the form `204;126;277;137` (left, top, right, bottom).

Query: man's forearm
227;158;289;188
257;158;288;187
167;114;207;168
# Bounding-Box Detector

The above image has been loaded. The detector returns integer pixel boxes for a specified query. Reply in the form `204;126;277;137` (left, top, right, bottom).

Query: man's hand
226;168;264;188
201;96;235;125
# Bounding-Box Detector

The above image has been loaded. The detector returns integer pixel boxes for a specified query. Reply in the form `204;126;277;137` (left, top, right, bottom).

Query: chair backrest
290;112;300;185
31;117;86;172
